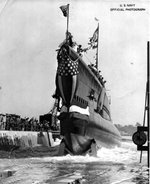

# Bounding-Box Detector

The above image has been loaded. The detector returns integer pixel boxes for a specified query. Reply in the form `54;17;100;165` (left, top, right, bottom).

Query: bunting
57;48;79;76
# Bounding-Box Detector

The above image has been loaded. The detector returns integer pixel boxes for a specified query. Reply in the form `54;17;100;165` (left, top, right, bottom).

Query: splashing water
0;139;149;184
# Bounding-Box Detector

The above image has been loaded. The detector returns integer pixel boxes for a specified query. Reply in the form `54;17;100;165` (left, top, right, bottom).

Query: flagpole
147;41;150;168
96;23;99;69
66;4;70;42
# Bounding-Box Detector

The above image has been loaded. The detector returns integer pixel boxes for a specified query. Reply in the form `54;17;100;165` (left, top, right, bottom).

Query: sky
0;0;149;125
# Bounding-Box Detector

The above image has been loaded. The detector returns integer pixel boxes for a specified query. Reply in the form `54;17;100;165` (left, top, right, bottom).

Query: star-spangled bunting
60;4;69;17
57;51;79;76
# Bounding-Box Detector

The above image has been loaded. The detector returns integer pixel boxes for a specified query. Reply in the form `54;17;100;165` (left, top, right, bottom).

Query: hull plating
58;111;121;155
56;45;121;155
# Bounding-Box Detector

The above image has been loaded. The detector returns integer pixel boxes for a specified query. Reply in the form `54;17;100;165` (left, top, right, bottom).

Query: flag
95;17;99;22
89;26;99;49
60;4;69;17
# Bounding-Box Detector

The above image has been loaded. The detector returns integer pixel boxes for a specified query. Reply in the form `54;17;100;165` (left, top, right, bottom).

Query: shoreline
0;145;59;159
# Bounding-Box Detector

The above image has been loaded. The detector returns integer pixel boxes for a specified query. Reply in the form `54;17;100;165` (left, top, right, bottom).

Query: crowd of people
0;113;40;131
0;113;59;132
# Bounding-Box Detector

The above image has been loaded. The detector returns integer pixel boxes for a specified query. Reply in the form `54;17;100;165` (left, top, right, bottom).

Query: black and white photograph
0;0;149;183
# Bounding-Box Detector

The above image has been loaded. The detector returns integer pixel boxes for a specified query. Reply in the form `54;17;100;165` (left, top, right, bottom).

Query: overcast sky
0;0;149;125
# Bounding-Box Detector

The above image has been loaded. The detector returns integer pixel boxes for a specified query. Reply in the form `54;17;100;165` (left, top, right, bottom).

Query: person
67;31;74;47
77;45;83;56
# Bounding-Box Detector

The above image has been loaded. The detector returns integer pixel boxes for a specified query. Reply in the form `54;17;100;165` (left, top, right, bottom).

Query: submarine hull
56;44;121;155
58;111;121;155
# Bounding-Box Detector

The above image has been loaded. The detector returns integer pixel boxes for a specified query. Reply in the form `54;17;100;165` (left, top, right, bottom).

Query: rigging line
0;0;10;17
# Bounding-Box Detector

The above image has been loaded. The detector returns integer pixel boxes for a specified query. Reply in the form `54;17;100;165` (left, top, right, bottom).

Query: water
0;139;149;184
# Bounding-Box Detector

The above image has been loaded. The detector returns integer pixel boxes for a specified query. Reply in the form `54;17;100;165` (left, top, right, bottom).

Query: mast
96;23;99;69
147;41;150;168
66;4;70;42
60;4;70;42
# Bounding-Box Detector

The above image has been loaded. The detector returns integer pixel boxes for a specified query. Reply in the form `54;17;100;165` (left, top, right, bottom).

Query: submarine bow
55;44;121;155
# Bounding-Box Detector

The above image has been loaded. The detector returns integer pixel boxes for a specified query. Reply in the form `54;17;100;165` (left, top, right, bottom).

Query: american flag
60;4;69;17
89;26;99;49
